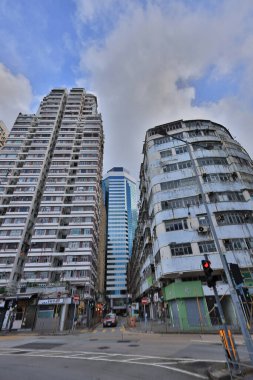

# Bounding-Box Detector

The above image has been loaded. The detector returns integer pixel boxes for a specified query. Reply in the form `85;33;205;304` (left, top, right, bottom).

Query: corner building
103;167;137;313
0;88;104;331
130;119;253;330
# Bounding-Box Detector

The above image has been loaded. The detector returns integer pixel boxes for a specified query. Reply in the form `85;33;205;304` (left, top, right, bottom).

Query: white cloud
75;0;130;25
0;63;33;129
76;0;253;178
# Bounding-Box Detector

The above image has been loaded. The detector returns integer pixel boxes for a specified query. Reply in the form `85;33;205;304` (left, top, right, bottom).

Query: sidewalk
0;326;92;337
125;319;250;344
126;319;244;335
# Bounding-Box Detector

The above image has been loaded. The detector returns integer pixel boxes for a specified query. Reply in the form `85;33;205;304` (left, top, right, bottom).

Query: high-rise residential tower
103;167;137;313
0;88;104;330
129;119;253;330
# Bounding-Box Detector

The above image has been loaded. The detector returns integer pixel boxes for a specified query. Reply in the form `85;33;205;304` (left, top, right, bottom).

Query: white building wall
0;88;104;299
134;119;253;297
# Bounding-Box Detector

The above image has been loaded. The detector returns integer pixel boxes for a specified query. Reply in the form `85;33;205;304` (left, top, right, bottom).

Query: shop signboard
38;297;72;305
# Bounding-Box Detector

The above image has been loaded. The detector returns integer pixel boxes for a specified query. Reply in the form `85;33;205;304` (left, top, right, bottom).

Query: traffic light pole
204;255;240;373
157;128;253;365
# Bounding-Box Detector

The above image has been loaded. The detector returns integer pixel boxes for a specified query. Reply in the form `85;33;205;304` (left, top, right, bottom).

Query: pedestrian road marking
0;348;216;379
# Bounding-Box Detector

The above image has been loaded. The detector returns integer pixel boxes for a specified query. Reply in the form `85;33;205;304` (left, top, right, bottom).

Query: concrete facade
129;119;253;330
0;88;104;331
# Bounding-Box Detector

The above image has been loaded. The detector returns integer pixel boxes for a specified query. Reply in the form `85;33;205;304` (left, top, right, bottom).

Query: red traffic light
202;260;211;269
201;259;216;288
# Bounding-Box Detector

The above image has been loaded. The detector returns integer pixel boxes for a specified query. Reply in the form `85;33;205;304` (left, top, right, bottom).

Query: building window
197;157;228;166
178;161;191;170
209;192;245;203
202;129;216;136
163;163;177;172
163;160;191;173
68;241;81;248
217;192;245;202
160;149;172;158
9;229;22;236
223;238;248;251
161;195;202;210
198;240;217;253
197;214;209;226
171;243;192;256
202;173;232;183
164;219;188;231
216;211;253;225
188;130;202;137
161;177;195;191
154;136;171;145
192;141;222;151
175;145;188;155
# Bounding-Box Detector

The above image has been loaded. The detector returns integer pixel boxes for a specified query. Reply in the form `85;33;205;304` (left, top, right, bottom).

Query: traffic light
242;287;251;304
229;263;243;285
202;259;216;288
241;287;251;323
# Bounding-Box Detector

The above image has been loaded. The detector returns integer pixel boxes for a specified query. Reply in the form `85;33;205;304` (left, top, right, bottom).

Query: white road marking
0;348;225;362
121;357;150;362
0;348;218;378
152;363;208;379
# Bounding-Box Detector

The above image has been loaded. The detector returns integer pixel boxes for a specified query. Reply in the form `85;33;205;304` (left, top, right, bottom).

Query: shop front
35;297;72;333
1;295;38;331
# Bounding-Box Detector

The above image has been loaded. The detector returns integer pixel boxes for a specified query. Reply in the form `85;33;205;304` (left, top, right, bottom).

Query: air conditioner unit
198;226;209;233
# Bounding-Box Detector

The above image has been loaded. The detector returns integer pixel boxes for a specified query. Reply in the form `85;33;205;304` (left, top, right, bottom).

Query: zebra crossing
0;347;209;379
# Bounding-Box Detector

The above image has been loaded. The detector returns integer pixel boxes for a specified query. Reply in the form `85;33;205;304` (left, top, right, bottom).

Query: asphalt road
0;322;251;380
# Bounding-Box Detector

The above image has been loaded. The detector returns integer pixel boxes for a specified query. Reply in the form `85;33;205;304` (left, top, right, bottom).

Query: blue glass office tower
103;167;137;313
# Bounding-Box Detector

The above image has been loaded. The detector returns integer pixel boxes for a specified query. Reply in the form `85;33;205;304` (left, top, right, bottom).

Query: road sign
141;297;150;305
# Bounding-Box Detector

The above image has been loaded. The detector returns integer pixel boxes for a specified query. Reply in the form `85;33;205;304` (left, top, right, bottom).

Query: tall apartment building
103;167;137;313
129;119;253;330
0;120;8;147
0;88;104;330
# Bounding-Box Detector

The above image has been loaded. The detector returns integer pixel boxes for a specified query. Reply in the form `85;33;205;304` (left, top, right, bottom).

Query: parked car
103;313;118;327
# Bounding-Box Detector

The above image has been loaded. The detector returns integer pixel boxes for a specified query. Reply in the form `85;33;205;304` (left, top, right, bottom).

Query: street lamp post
157;128;253;365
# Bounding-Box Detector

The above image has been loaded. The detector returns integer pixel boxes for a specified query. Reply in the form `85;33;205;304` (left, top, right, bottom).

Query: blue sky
0;0;253;179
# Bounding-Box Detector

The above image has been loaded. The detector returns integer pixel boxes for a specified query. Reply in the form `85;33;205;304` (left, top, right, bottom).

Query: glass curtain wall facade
103;167;137;313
